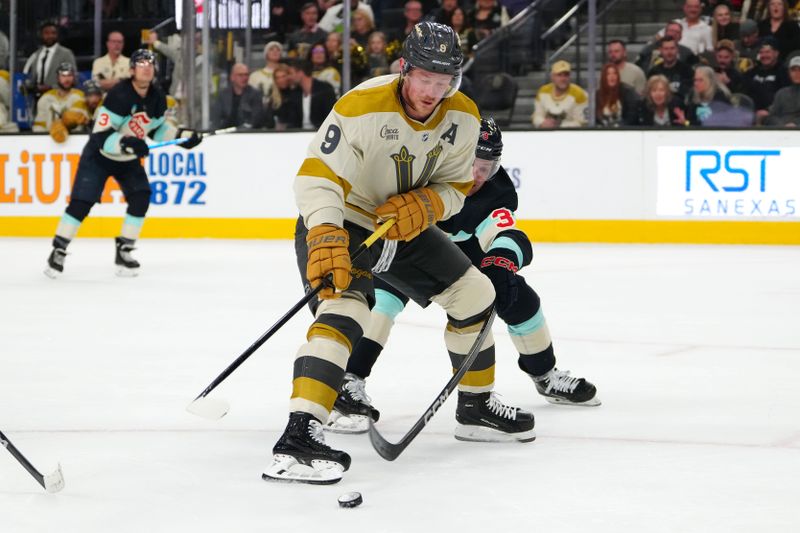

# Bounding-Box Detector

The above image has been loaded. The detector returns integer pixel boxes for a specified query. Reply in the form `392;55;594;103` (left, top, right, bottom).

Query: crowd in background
2;0;800;137
534;0;800;128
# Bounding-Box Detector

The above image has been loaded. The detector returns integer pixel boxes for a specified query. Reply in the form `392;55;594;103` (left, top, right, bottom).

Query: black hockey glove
176;128;203;150
479;249;520;316
120;136;150;158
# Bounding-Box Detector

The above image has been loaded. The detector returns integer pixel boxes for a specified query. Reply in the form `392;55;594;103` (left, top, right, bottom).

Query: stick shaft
0;430;46;489
192;219;395;401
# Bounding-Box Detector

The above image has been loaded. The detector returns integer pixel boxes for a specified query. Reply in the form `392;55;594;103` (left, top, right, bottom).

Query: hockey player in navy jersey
44;49;202;278
327;118;601;434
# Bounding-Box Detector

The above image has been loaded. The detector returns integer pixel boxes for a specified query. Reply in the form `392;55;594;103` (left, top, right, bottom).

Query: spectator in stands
596;63;640;127
265;63;293;130
470;0;509;43
22;22;77;101
704;0;745;17
765;55;800;126
212;63;266;130
278;58;337;130
319;1;375;33
737;19;761;73
0;29;9;70
747;37;791;120
310;42;342;96
351;7;376;48
388;1;426;43
711;3;740;44
757;0;800;60
637;74;688;126
267;0;293;43
250;41;284;106
674;0;714;54
288;3;329;60
685;65;735;125
427;0;459;24
648;36;695;99
92;31;129;93
32;62;88;142
81;79;103;127
0;68;19;132
449;7;479;59
713;39;748;93
607;39;646;94
638;21;698;71
366;32;392;78
325;31;344;67
532;60;588;128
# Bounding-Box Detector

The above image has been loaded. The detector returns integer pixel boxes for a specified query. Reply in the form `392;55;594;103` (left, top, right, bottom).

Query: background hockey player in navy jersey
44;49;202;278
328;118;601;435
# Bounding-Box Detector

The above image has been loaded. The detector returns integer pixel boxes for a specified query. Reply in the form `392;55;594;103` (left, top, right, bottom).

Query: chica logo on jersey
127;112;152;139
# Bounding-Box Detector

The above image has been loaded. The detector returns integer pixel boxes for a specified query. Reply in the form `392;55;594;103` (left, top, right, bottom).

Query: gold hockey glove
306;224;351;299
375;187;444;241
61;110;87;129
49;119;69;143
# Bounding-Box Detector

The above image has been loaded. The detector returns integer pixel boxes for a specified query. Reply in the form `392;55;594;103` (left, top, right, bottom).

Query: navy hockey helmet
475;117;503;161
130;48;157;67
401;22;463;97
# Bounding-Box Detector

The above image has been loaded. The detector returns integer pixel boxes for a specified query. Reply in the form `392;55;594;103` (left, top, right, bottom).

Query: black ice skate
44;247;68;279
263;412;351;485
326;373;380;434
533;368;601;406
454;391;536;443
114;237;140;277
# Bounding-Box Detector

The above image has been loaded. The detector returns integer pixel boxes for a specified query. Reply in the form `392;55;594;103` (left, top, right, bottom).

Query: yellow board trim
291;376;338;410
456;366;495;387
2;217;799;244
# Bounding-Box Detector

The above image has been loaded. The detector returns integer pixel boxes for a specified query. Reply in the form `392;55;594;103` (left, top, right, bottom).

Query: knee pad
65;199;94;222
431;266;495;325
126;190;151;218
498;277;540;326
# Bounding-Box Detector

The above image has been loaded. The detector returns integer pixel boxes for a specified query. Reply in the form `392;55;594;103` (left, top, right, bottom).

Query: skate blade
261;455;343;485
454;424;536;443
44;267;62;279
325;411;369;434
115;266;139;277
43;463;65;493
543;395;602;407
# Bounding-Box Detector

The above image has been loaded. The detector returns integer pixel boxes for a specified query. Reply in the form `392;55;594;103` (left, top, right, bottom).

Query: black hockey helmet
401;22;463;97
82;79;102;96
475;117;503;161
56;62;75;76
130;48;157;67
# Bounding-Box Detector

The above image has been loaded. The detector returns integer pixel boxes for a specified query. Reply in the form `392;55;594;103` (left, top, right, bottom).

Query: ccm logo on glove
480;255;518;273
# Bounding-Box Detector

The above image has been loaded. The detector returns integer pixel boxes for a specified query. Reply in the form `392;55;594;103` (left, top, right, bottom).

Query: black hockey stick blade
368;307;497;461
187;219;396;419
0;430;65;493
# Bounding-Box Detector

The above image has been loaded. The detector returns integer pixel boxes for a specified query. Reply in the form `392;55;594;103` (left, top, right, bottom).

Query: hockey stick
149;126;238;150
0;430;65;493
186;218;397;420
368;306;497;461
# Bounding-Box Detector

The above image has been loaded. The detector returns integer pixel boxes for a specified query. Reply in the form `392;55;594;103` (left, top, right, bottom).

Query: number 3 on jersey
491;208;515;228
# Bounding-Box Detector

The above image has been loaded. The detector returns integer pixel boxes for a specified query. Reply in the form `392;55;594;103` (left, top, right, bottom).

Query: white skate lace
544;369;580;394
486;392;518;420
307;420;328;446
343;374;372;404
119;245;136;262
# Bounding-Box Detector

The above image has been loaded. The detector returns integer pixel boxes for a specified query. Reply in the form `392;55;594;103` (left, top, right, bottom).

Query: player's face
402;67;453;120
86;93;101;109
132;61;155;84
470;157;497;195
57;72;74;90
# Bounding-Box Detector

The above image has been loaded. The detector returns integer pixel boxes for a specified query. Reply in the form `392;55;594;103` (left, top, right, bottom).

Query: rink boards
0;130;798;244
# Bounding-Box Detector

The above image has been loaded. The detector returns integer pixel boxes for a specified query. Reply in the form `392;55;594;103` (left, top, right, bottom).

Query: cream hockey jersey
32;88;88;132
295;74;481;232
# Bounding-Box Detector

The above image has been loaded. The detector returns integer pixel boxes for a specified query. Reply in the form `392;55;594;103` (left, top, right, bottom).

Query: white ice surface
1;238;799;532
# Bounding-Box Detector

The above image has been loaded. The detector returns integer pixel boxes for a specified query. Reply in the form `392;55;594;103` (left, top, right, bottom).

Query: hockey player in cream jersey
32;62;89;142
263;22;535;485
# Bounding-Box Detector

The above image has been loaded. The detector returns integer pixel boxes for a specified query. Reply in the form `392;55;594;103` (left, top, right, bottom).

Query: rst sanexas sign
657;146;798;217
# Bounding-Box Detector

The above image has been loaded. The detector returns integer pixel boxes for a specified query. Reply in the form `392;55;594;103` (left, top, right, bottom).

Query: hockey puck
338;491;363;508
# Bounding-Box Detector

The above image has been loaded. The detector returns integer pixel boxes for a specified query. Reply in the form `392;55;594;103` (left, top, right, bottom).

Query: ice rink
1;237;798;532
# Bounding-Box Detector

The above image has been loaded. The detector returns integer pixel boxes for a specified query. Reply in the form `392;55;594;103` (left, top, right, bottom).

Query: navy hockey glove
176;128;202;150
480;249;520;315
120;136;150;158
